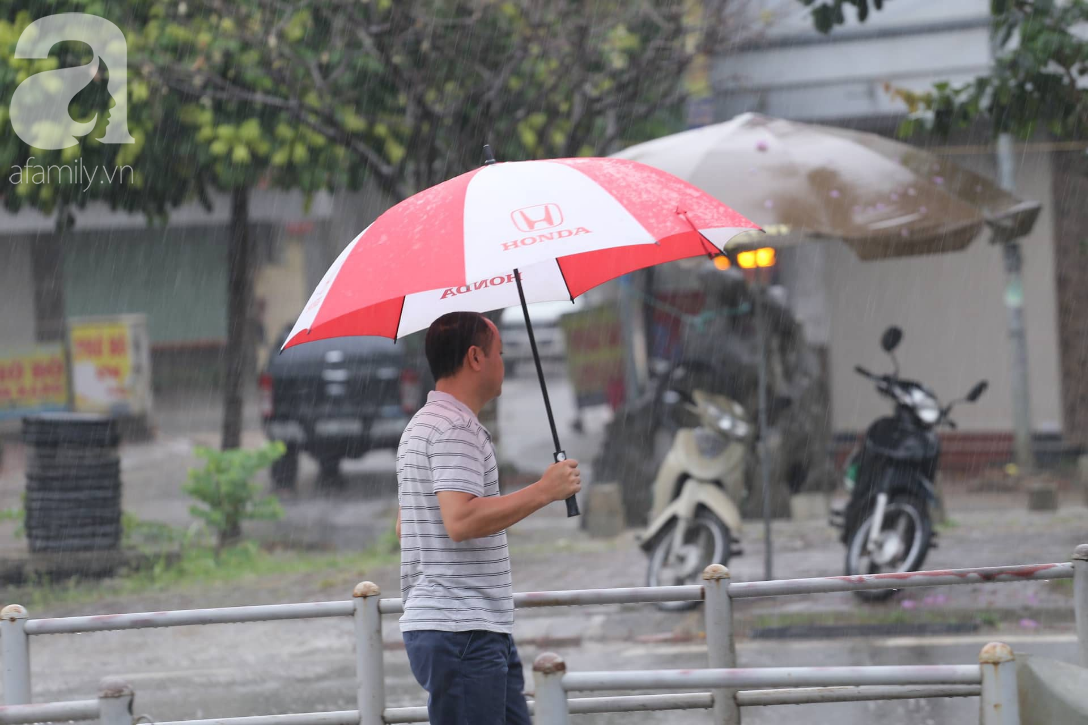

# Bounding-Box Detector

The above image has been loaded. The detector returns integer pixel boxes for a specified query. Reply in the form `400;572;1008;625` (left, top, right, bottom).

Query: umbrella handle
554;450;580;518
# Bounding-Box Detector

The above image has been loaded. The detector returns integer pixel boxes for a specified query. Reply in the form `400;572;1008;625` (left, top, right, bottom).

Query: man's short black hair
425;311;495;380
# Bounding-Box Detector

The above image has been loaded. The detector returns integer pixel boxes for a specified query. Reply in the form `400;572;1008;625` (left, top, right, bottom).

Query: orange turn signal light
737;247;776;269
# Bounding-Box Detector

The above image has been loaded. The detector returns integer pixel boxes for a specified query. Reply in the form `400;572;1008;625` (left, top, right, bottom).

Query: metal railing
0;544;1085;725
0;679;130;725
530;643;1020;725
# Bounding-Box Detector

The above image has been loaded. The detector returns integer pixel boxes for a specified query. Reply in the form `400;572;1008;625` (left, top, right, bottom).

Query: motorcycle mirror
881;326;903;353
966;380;989;402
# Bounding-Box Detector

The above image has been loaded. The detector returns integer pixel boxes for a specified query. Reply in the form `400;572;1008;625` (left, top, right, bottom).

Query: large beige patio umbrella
615;112;1039;259
614;112;1041;580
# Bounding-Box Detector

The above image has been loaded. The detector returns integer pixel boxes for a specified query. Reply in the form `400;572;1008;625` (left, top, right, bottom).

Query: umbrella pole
513;268;580;518
756;269;773;580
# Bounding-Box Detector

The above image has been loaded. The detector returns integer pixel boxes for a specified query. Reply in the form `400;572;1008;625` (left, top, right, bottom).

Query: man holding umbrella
396;310;582;725
281;152;760;721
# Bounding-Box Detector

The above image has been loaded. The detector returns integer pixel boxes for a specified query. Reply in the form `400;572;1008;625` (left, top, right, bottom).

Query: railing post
1073;544;1088;668
99;678;134;725
1;604;31;706
703;564;739;724
979;642;1019;725
352;582;385;725
532;653;570;725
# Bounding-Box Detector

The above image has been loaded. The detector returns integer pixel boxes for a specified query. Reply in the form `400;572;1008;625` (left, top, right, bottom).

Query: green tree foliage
152;0;732;200
0;2;185;223
799;0;885;32
0;0;354;219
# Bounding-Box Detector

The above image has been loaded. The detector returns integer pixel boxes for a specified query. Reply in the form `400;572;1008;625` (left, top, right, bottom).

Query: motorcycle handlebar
854;365;875;379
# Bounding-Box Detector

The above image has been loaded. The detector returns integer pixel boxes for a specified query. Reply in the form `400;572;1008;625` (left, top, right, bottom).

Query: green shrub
183;441;286;554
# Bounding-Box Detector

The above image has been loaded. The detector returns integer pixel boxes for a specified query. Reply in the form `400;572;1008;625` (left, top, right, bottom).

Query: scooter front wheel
646;509;731;611
845;494;932;603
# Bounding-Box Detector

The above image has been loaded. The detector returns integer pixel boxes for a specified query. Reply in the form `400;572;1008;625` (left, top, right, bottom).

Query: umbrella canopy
282;153;761;518
282;157;759;350
613;112;1039;260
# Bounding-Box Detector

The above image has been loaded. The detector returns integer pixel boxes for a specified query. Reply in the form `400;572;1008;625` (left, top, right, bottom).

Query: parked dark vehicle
260;325;430;489
830;326;987;601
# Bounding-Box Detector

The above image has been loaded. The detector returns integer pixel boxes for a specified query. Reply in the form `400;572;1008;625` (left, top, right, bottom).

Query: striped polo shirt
396;390;513;634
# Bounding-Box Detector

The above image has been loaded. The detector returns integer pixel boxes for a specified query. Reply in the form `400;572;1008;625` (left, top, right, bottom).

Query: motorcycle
596;359;743;527
830;326;988;601
637;379;751;611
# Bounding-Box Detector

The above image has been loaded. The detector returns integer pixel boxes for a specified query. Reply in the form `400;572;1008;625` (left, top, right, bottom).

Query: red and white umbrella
282;156;759;348
282;153;761;516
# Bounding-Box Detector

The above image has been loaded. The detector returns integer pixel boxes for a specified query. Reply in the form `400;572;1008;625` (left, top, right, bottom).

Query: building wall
62;225;230;344
715;0;992;123
0;184;343;394
0;237;36;350
254;230;309;371
0;188;335;235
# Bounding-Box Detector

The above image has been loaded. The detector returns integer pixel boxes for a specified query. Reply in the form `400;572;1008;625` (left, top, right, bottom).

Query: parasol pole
756;267;773;580
483;144;579;517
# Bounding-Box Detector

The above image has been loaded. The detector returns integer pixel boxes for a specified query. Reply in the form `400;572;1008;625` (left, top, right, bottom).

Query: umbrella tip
483;144;497;165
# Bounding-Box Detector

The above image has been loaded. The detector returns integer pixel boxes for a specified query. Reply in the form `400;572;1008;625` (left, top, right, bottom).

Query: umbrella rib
677;208;723;259
555;259;576;303
392;296;407;343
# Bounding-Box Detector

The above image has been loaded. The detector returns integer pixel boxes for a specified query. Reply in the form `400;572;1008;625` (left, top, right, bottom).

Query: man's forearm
446;484;550;541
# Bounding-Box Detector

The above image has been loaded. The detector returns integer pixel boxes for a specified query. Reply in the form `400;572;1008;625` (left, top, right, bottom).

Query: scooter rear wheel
646;509;731;611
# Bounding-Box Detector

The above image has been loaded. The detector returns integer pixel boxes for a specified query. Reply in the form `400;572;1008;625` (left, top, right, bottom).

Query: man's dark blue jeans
403;629;531;725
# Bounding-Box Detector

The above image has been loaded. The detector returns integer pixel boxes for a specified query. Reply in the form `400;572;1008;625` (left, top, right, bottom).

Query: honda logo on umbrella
511;203;563;232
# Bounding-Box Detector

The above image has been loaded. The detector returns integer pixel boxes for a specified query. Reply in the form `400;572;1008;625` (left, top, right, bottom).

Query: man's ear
467;346;482;371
